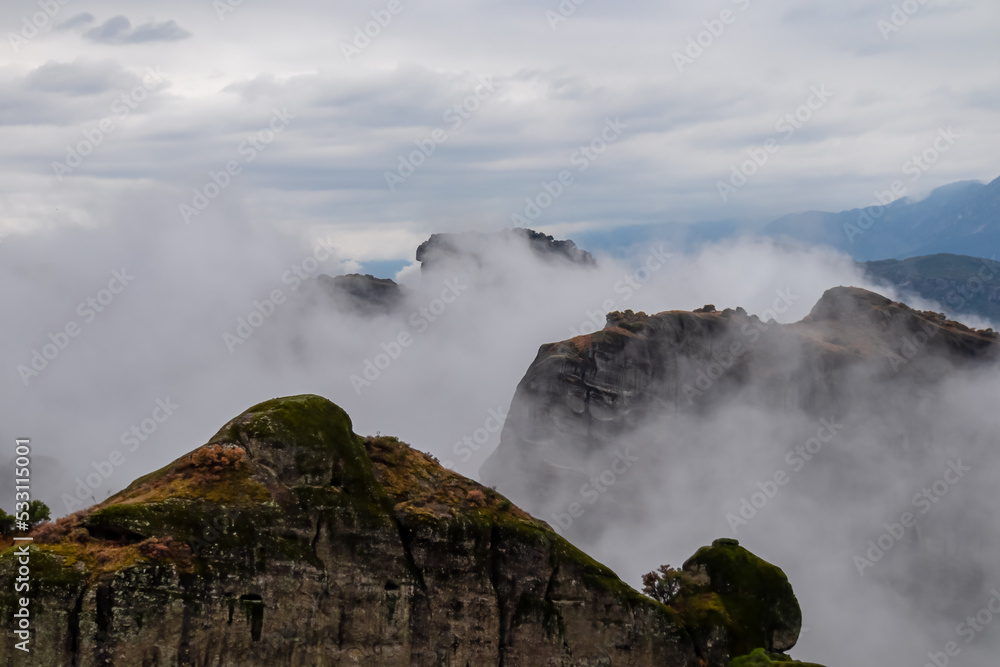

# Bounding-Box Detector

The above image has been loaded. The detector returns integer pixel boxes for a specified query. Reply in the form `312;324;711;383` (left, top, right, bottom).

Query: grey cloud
25;59;143;97
1;3;998;659
962;86;1000;111
0;0;995;236
126;19;191;43
84;15;130;43
224;66;479;131
56;12;94;30
85;16;191;44
0;60;166;129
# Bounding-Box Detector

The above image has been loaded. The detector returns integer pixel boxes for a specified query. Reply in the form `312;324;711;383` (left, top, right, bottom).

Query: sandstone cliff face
0;395;818;666
480;287;999;514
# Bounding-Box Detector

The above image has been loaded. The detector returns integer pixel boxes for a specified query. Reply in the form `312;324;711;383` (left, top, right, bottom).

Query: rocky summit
308;228;595;318
416;227;596;271
313;273;406;316
1;395;823;666
480;286;999;518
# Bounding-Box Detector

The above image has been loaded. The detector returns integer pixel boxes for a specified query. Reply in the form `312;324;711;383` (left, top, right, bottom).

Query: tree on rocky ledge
27;500;51;528
642;564;686;604
0;500;49;538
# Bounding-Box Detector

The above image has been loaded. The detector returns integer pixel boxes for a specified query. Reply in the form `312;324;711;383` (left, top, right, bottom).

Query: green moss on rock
210;395;379;495
85;498;278;544
15;395;826;665
730;647;827;666
681;539;802;655
677;591;732;647
0;545;88;594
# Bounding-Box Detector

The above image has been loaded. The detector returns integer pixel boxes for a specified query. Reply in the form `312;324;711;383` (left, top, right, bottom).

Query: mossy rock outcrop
663;538;806;663
730;647;827;666
0;396;824;666
0;396;691;665
208;394;374;490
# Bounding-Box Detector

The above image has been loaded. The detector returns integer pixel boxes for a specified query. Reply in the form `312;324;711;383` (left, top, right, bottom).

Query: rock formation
0;395;822;666
416;228;596;272
313;273;406;315
480;286;999;518
310;228;594;317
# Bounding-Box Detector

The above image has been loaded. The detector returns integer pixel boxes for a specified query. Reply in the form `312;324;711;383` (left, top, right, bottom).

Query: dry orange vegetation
603;325;639;338
102;443;268;508
365;435;534;524
19;444;261;581
27;512;163;579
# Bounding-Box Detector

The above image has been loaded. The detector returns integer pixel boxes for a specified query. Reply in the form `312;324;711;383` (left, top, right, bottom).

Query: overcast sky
1;0;998;262
4;6;1000;661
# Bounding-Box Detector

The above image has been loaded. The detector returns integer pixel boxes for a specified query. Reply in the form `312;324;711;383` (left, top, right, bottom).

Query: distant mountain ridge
764;176;1000;260
316;223;1000;329
319;227;1000;327
571;175;999;262
862;254;1000;325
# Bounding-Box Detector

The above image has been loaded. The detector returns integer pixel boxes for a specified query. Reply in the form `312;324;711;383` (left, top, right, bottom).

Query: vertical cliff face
480;287;999;517
479;307;768;510
0;395;823;666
